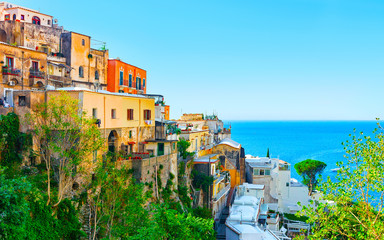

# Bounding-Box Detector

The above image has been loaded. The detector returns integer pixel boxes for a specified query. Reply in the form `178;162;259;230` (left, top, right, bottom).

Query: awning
141;141;148;144
128;142;135;145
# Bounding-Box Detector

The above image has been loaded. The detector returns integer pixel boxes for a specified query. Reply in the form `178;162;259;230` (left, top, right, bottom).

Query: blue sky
16;0;384;120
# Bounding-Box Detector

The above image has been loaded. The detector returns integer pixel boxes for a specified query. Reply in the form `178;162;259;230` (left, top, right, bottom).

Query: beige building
0;42;47;105
0;2;53;27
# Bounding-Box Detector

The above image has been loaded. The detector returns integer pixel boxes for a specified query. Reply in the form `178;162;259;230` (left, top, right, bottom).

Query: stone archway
108;130;119;154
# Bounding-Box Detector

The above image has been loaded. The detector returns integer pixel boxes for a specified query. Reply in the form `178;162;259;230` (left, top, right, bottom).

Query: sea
224;121;379;182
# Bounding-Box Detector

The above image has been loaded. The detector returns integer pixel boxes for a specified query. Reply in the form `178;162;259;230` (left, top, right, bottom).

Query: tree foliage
299;127;384;240
88;159;150;239
0;168;85;240
0;112;31;174
0;169;31;239
294;159;327;195
133;204;215;240
178;138;192;159
26;91;104;206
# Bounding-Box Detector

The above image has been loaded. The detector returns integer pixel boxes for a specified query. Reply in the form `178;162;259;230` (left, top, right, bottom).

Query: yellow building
179;129;211;153
11;89;155;155
59;89;154;154
213;138;245;188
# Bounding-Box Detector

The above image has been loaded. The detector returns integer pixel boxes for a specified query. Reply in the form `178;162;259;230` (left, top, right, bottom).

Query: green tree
266;148;270;158
294;159;327;195
88;159;150;239
178;138;192;159
299;127;384;239
0;168;31;239
133;204;215;240
26;91;104;206
0;112;31;175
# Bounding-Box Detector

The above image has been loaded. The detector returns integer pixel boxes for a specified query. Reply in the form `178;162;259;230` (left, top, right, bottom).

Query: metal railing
2;67;21;76
29;69;45;79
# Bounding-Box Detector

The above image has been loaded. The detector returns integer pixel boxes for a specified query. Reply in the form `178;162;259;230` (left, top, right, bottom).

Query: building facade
107;59;147;94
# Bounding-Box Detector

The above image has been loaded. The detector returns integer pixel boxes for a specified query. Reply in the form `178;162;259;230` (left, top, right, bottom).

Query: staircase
79;202;93;239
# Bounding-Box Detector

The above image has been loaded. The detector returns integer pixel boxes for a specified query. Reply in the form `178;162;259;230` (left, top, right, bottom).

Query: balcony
29;69;45;87
29;69;45;79
2;67;21;85
2;66;21;76
48;75;72;87
213;184;230;202
47;54;66;64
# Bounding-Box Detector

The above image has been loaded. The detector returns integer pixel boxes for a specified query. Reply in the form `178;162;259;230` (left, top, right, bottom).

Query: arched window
32;16;40;25
79;66;84;78
95;70;99;80
12;14;16;21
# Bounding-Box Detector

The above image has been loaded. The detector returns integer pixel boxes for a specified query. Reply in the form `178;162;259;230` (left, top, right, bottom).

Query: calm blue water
225;121;378;181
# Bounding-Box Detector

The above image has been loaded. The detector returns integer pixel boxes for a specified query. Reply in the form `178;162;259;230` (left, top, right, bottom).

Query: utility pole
21;51;24;90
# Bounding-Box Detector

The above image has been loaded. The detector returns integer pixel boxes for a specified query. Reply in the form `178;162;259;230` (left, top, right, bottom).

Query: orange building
164;105;170;120
107;59;147;94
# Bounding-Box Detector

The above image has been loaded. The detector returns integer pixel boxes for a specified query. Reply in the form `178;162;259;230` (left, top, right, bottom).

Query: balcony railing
48;75;72;86
29;69;45;79
213;184;230;201
2;67;21;76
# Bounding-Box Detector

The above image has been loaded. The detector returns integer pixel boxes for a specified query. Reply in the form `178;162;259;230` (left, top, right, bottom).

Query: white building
225;183;290;240
245;155;309;213
0;2;53;27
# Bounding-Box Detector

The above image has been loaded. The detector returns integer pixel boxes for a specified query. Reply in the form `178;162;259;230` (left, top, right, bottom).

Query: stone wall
0;21;64;53
121;153;178;196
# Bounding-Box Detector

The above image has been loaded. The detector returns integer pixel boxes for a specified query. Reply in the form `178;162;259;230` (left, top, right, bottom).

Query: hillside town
0;2;324;240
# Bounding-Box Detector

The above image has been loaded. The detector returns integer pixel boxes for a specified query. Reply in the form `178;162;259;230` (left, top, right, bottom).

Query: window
118;90;124;93
95;70;99;80
111;109;116;119
260;169;265;175
265;169;271;175
286;182;290;187
32;61;38;70
92;108;97;118
6;57;14;68
144;109;151;120
253;169;259;175
129;130;132;138
129;74;132;87
12;14;16;21
32;16;40;25
5;14;10;21
127;109;134;120
79;66;84;78
18;96;26;106
47;19;51;25
82;39;85;46
119;71;124;85
136;77;141;90
143;78;146;88
157;143;164;156
21;15;24;20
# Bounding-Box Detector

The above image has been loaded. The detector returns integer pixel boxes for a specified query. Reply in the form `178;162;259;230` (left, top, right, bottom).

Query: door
4;89;13;106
